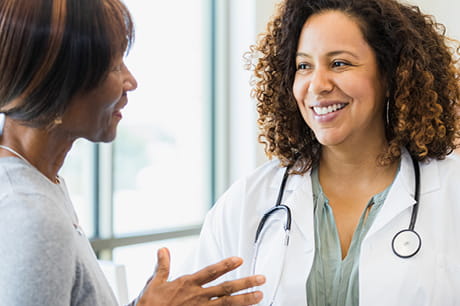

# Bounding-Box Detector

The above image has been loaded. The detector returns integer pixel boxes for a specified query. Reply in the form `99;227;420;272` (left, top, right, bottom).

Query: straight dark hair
0;0;134;127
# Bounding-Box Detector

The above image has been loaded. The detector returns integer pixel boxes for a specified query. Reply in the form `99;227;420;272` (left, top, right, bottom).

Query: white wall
255;0;279;33
407;0;460;40
224;0;279;188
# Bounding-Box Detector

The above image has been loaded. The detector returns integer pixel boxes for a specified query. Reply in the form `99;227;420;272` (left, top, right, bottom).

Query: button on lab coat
182;151;460;305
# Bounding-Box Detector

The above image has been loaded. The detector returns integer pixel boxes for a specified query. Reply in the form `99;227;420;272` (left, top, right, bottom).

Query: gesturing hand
137;248;265;306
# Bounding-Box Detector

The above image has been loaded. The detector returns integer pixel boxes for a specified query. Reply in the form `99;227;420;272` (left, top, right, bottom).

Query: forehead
297;10;370;56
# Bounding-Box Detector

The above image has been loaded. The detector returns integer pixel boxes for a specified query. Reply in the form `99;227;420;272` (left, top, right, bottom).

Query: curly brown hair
247;0;460;173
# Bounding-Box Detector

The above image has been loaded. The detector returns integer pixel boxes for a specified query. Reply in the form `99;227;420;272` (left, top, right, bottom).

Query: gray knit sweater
0;157;118;305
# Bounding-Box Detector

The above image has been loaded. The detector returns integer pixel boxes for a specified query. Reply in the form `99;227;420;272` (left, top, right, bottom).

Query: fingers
204;275;265;298
208;290;264;306
191;257;244;285
150;247;171;286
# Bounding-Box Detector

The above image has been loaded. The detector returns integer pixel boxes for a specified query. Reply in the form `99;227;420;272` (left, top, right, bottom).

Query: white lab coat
183;150;460;306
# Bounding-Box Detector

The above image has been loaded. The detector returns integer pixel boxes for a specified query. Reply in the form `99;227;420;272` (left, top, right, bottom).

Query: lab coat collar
264;149;441;249
267;165;315;252
268;163;305;191
287;174;315;252
366;148;440;238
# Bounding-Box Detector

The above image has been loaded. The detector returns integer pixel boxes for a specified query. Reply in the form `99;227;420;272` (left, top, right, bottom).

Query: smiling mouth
312;103;347;115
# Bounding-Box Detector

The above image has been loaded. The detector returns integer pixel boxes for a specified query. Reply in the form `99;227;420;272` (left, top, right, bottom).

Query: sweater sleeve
0;193;76;305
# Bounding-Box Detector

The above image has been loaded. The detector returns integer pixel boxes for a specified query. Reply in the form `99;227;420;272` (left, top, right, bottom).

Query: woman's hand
136;248;265;306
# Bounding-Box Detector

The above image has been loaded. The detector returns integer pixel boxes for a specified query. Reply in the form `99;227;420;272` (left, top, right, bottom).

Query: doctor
184;0;460;305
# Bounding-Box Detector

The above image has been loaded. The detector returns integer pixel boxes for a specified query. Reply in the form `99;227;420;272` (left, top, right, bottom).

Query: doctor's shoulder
418;155;460;219
430;153;460;183
212;159;287;211
191;159;287;268
204;159;288;240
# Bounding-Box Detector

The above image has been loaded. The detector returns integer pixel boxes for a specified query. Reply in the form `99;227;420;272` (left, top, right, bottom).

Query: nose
308;67;333;95
123;65;138;92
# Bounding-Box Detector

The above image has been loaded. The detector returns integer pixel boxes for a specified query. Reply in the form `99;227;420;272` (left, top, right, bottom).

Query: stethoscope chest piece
391;229;421;258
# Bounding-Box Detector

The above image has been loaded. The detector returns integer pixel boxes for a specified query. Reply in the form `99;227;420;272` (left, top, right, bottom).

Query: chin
100;133;117;143
85;131;117;143
314;134;341;146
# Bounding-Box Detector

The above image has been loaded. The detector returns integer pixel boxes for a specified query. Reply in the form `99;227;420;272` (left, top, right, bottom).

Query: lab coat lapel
366;149;440;239
366;151;415;238
271;170;314;306
283;172;315;253
256;167;313;305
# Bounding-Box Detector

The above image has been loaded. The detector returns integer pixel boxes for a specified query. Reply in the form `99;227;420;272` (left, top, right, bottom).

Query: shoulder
0;159;81;304
433;153;460;175
0;192;75;250
207;159;287;222
0;192;77;303
430;154;460;190
0;157;54;195
412;154;460;206
224;159;285;200
422;154;460;182
0;159;75;252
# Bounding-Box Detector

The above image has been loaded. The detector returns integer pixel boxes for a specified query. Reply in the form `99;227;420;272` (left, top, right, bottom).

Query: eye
111;60;125;72
296;62;312;71
112;64;122;72
331;60;351;68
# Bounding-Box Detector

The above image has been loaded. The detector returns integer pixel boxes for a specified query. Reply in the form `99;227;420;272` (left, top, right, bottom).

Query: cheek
292;76;308;107
292;77;312;125
338;73;381;101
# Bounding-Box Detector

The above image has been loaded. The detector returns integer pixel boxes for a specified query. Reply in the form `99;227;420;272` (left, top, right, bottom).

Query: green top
306;166;395;306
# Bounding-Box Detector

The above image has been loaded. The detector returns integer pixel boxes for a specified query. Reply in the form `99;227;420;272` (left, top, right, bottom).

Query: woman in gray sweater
0;0;265;305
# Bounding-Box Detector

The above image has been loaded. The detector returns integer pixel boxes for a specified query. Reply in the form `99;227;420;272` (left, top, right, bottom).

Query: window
60;139;96;238
112;0;210;235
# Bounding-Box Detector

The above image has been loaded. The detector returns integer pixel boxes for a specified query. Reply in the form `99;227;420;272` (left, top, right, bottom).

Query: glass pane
113;236;199;301
59;139;95;237
113;0;210;235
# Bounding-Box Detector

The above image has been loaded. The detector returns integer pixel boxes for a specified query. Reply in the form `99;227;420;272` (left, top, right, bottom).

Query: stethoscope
250;155;421;304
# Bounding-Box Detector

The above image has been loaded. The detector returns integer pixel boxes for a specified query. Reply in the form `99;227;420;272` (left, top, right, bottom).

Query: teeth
313;103;346;115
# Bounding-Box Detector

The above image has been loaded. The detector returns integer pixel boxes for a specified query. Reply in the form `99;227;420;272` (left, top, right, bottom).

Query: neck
319;140;397;182
0;118;74;183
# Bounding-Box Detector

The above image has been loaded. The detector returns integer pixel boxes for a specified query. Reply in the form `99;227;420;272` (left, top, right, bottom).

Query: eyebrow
296;50;360;59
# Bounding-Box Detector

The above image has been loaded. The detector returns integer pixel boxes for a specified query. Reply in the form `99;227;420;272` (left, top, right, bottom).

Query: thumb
150;247;171;286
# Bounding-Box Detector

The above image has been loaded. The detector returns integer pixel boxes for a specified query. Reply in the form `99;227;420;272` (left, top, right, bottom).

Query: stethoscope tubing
254;205;291;243
409;155;420;231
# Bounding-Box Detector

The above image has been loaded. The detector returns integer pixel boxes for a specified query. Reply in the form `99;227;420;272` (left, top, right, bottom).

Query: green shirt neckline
306;165;397;306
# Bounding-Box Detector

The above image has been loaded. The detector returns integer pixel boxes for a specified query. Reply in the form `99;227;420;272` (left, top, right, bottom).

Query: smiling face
293;10;387;150
60;56;137;143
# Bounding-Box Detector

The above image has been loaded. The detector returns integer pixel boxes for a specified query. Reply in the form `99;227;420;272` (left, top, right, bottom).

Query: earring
386;98;390;127
54;117;63;125
0;112;5;136
46;116;63;131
